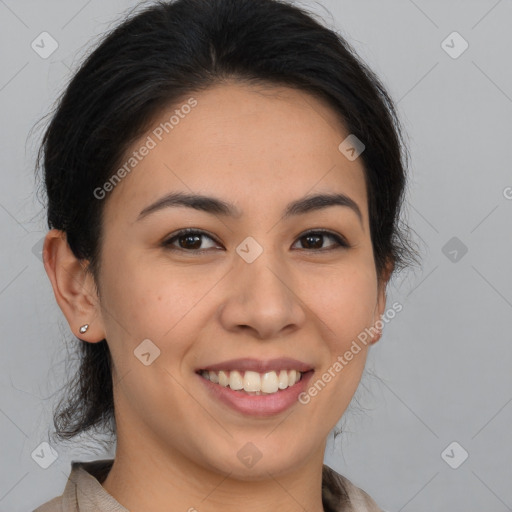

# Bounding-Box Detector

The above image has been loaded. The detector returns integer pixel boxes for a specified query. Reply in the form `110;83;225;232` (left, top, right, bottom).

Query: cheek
302;262;378;344
98;251;214;358
298;265;377;420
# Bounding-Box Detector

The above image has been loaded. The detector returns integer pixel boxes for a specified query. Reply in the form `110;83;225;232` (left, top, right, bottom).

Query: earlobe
371;259;394;345
370;298;385;345
42;229;106;343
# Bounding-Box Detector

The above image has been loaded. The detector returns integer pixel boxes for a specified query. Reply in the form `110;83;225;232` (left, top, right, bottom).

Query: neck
102;426;326;512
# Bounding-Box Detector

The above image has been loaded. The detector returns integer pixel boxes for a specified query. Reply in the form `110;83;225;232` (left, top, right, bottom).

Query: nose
217;250;307;340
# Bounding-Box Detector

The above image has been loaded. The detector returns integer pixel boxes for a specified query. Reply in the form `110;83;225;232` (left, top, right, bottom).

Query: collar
55;459;381;512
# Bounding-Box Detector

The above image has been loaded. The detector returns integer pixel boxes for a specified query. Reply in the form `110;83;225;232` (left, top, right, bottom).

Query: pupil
181;235;201;249
304;235;322;249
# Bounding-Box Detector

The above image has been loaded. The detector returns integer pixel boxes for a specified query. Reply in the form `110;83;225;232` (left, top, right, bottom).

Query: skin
43;81;392;512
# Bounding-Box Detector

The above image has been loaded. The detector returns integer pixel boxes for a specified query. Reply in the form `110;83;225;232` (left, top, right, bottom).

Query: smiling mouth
198;369;309;395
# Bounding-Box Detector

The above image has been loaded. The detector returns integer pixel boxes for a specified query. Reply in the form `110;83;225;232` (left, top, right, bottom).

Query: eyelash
161;228;350;254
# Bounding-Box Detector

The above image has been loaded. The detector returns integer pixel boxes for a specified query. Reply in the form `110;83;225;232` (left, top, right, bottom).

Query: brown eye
162;229;221;252
162;228;349;254
293;230;349;251
176;233;202;250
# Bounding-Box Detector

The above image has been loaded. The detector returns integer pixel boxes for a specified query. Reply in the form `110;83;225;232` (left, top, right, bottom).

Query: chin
202;439;313;481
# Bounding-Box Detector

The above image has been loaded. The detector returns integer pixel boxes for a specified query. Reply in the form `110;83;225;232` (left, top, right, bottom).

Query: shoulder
322;464;383;512
33;495;63;512
35;460;379;512
32;459;116;512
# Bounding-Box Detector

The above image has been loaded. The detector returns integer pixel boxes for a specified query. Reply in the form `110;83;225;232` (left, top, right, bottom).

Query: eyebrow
137;191;363;225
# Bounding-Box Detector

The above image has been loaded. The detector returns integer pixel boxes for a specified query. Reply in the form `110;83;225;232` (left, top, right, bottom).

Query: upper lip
197;357;313;374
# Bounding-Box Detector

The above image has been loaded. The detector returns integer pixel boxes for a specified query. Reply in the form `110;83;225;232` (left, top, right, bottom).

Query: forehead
103;81;368;223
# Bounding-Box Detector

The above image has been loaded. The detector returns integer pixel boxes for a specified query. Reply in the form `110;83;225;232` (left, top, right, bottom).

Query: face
89;82;387;478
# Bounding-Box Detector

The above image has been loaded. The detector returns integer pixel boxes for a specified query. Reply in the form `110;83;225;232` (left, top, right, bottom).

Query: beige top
33;459;383;512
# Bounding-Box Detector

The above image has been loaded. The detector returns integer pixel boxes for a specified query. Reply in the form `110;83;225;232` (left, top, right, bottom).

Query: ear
370;259;394;345
42;229;106;342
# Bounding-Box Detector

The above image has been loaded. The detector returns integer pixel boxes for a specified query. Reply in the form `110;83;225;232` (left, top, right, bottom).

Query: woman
34;0;417;510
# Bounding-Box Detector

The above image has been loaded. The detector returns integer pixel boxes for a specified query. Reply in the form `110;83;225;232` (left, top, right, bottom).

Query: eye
291;230;350;251
162;229;222;253
162;228;349;253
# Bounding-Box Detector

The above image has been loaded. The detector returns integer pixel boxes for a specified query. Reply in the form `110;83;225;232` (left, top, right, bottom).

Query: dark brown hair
35;0;418;443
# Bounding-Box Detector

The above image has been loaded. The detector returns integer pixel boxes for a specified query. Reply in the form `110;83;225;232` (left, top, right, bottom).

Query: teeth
278;370;288;389
243;371;261;392
229;370;244;390
218;370;229;387
261;371;279;393
201;369;303;394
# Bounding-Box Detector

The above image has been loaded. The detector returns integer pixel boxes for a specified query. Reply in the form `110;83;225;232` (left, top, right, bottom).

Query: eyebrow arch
137;191;363;225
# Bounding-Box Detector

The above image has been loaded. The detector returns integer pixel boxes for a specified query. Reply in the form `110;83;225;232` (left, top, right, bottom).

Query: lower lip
197;371;314;417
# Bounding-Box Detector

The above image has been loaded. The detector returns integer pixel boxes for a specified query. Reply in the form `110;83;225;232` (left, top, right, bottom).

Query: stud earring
79;324;89;334
372;327;382;343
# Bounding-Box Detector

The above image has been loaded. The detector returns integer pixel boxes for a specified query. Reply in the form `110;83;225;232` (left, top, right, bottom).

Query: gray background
1;0;511;510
